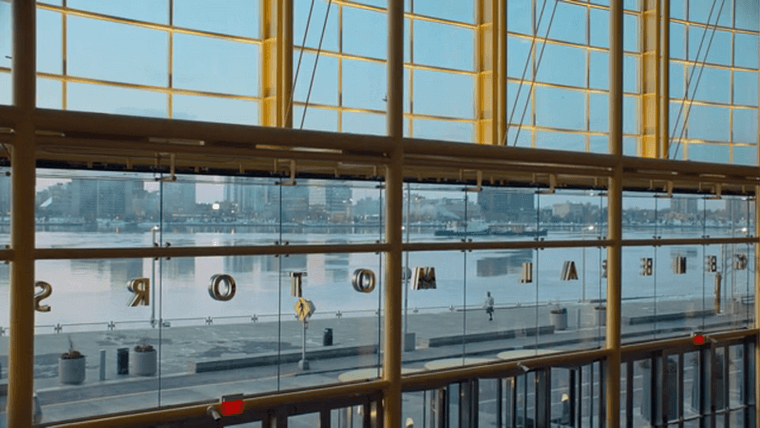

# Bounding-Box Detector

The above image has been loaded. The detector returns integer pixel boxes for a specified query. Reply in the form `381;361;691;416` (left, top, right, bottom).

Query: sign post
294;297;315;370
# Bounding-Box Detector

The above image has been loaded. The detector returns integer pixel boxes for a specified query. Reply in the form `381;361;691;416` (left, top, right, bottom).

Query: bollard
99;349;106;380
117;347;129;375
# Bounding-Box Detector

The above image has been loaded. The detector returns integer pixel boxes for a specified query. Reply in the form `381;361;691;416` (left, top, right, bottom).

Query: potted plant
59;335;86;385
132;342;157;376
549;304;568;331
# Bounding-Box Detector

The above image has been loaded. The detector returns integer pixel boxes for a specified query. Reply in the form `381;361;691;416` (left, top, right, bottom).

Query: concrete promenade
0;297;752;424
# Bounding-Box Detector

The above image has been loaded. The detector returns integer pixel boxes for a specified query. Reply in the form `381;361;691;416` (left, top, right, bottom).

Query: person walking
484;291;495;321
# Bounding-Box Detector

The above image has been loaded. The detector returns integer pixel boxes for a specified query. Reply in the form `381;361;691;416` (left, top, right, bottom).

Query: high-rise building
308;181;352;220
671;197;699;216
477;187;534;222
163;182;197;218
223;182;271;217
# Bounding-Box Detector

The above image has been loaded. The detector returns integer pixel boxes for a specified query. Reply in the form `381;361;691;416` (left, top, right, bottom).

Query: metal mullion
577;366;583;427
743;341;752;427
383;2;404;428
678;352;685;428
529;0;536;149
626;361;633;428
61;0;67;110
723;345;730;427
682;0;689;160
623;237;757;247
508;377;517;427
669;57;756;73
669;17;759;36
337;3;343;133
729;16;735;164
40;72;263;101
590;362;595;427
167;0;173;120
496;378;503;428
662;0;670;158
404;239;616;253
663;353;673;427
607;2;624;428
585;1;591;152
755;172;760;425
319;409;330;428
600;359;606;425
569;368;577;427
7;0;36;426
36;243;391;260
408;8;414;138
706;346;715;428
523;373;529;428
336;0;478;30
363;401;372;428
37;3;264;46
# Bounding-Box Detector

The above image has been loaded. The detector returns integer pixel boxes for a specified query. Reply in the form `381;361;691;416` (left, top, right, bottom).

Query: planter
404;332;416;352
550;308;568;331
132;349;157;376
59;355;86;385
594;306;606;326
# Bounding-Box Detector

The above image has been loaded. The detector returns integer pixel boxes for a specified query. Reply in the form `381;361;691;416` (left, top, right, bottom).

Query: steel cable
510;0;560;147
299;0;333;129
670;0;725;159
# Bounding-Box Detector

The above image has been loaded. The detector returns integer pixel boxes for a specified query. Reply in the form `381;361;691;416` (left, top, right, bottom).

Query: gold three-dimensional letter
128;278;150;307
411;267;437;290
352;269;376;293
208;274;237;301
34;281;52;312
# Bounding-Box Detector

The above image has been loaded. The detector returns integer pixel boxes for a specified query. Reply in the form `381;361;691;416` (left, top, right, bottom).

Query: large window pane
67;16;168;87
173;34;258;96
535;87;585;130
413;70;473;119
343;7;385;59
68;0;169;24
173;94;259;125
36;170;160;249
37;9;61;75
342;60;385;111
413;21;473;71
66;82;167;117
174;0;259;38
34;258;159;423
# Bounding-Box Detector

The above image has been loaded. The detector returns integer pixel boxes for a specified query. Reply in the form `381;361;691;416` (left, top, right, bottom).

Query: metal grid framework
668;0;760;161
0;0;759;427
1;1;755;156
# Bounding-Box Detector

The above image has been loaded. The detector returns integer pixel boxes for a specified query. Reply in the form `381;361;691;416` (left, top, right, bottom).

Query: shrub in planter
59;336;86;385
132;344;157;376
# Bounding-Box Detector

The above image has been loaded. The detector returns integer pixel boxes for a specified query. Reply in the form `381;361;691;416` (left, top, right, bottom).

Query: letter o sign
352;269;376;293
208;274;237;301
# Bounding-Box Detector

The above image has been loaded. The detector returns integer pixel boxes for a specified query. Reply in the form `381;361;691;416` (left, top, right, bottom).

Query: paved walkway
0;297;752;424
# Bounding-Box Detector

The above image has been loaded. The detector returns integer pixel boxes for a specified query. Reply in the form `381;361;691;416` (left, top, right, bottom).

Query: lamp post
151;225;159;328
582;225;594;302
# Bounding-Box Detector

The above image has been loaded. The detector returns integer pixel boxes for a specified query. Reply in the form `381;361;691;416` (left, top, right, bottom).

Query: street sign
294;297;315;321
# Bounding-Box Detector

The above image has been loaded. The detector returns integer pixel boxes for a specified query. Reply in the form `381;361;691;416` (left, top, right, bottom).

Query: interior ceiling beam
0;107;757;194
